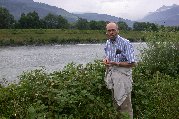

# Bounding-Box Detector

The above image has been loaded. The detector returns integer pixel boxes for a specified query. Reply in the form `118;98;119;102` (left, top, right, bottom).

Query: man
103;22;136;119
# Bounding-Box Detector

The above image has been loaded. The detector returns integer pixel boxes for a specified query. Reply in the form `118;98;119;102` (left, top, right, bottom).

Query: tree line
1;7;179;31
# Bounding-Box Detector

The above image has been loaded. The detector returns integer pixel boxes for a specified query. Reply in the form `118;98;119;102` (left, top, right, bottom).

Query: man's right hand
103;58;111;66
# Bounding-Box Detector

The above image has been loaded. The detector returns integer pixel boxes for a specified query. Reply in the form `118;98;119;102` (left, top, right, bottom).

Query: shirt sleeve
125;41;135;63
104;41;108;58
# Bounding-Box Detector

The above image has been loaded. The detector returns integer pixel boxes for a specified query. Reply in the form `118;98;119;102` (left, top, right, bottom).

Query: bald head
106;22;119;40
106;22;118;31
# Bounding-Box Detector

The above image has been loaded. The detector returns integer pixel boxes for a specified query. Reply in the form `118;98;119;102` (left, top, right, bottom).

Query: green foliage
18;11;41;29
117;21;130;31
0;29;151;46
0;7;15;28
75;18;90;30
0;61;118;118
0;29;106;46
89;20;106;30
133;69;179;119
43;13;69;29
132;32;179;118
133;22;158;31
141;32;179;76
1;59;178;119
1;58;179;119
2;6;179;31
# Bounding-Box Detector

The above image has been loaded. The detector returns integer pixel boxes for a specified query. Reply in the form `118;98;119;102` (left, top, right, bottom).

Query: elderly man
103;22;136;119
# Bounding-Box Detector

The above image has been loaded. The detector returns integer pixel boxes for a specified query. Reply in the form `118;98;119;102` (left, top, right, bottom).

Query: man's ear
117;30;119;33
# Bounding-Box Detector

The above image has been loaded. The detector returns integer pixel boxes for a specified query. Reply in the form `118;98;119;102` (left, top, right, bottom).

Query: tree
56;15;69;29
18;11;41;28
97;21;106;30
117;21;129;31
89;20;106;30
43;13;69;29
146;22;158;31
0;7;15;28
75;18;89;30
43;13;58;28
89;20;98;30
133;22;158;31
133;22;146;31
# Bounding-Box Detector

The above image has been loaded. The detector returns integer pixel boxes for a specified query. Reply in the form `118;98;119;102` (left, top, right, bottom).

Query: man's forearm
111;61;136;68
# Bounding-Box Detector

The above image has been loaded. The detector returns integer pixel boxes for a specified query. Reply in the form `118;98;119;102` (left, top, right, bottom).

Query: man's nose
110;31;114;34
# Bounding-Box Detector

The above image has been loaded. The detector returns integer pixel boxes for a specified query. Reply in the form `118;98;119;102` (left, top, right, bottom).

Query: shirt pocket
115;53;127;61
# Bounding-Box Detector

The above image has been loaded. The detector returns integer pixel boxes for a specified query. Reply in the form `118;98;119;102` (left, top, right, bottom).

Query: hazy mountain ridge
75;13;134;27
0;0;133;26
75;13;119;21
0;0;78;22
1;0;179;26
141;4;179;26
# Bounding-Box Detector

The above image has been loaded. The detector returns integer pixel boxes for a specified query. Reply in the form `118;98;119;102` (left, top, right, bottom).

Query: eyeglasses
107;29;117;33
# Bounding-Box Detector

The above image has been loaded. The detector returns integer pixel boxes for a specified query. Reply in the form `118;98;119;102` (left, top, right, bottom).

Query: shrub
0;61;119;119
132;69;179;119
140;32;179;77
132;32;179;118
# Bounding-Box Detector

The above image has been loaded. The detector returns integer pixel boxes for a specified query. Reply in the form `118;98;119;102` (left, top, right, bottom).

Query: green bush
132;70;179;119
132;33;179;118
140;32;179;77
1;61;178;119
0;61;119;119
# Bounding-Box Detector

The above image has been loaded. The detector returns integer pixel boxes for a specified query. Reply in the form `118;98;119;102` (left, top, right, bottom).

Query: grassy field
1;29;179;46
0;29;148;46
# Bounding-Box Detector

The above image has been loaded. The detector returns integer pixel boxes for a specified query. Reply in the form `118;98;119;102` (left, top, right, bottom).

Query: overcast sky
33;0;179;20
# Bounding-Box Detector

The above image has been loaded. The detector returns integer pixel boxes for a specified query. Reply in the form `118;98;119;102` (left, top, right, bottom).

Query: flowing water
0;43;147;84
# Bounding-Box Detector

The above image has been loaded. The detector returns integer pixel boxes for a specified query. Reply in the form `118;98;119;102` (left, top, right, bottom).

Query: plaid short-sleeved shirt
104;35;135;63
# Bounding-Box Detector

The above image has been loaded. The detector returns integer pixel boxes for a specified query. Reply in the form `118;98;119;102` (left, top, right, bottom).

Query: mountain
0;0;133;26
140;4;179;26
75;13;134;27
0;0;78;22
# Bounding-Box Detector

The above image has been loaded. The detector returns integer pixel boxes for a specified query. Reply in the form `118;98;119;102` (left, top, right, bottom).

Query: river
0;43;147;84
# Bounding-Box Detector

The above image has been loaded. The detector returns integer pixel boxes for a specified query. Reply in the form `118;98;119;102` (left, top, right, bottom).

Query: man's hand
103;58;111;66
103;58;136;68
103;58;118;66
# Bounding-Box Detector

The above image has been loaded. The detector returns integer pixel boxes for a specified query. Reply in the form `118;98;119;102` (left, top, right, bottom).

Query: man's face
106;23;118;40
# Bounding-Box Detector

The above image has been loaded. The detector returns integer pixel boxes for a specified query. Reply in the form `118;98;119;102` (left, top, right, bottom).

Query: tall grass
0;29;105;46
0;29;148;46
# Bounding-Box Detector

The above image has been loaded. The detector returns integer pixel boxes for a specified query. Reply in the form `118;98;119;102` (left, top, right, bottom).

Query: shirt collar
109;35;119;44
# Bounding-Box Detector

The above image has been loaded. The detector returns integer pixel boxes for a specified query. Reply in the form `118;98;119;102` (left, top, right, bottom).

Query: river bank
0;43;147;84
0;29;148;46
